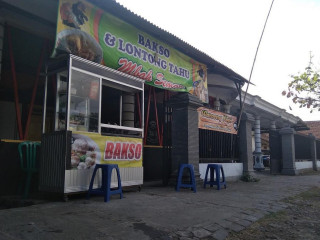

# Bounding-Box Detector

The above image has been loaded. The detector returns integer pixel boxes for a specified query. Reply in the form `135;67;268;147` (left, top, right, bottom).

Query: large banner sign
198;107;238;134
71;132;142;170
53;0;208;102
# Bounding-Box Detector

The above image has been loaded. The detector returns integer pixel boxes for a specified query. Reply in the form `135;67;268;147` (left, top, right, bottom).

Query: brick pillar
168;93;203;181
239;112;254;175
309;133;318;171
279;127;297;175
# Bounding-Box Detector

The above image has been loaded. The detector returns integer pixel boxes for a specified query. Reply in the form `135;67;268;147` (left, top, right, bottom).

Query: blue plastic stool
87;164;123;202
203;164;226;190
176;164;196;193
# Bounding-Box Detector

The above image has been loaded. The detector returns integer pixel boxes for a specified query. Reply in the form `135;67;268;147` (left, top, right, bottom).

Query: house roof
89;0;248;85
300;121;320;139
230;91;307;130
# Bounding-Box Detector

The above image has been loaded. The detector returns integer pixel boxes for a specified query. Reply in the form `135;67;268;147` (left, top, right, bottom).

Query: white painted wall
295;161;313;170
199;163;243;181
65;167;143;193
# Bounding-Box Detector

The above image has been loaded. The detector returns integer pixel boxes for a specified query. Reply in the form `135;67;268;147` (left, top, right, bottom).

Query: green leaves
282;53;320;113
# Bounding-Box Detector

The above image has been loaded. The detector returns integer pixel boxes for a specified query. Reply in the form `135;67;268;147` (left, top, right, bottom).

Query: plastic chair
87;164;123;202
18;141;41;198
176;164;196;193
203;164;226;190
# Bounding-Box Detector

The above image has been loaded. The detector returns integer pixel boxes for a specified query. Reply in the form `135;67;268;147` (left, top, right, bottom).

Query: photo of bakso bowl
54;29;103;63
71;134;101;170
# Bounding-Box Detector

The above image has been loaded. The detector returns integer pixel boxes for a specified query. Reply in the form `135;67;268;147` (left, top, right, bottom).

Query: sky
116;0;320;121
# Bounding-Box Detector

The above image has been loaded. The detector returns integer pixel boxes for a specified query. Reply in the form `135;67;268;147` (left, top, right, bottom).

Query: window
69;70;100;133
101;85;121;126
52;55;144;137
100;79;143;137
55;73;68;131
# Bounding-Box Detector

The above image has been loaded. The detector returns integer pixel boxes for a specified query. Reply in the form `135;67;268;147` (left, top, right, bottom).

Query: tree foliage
282;53;320;113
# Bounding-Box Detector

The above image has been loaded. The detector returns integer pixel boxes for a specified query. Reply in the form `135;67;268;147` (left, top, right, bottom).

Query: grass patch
260;210;288;222
284;186;320;210
297;187;320;200
227;186;320;240
284;186;320;203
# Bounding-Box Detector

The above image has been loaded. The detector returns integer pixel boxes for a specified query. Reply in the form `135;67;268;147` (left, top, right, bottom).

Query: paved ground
0;172;319;240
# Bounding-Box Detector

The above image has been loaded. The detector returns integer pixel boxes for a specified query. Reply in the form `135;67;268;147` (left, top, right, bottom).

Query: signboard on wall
71;132;142;169
53;0;208;103
198;107;238;134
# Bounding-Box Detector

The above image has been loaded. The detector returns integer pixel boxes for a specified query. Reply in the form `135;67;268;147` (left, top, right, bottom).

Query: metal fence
294;133;311;161
199;129;239;163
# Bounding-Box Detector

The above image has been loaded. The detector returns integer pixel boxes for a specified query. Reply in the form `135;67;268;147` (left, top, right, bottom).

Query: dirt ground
226;186;320;240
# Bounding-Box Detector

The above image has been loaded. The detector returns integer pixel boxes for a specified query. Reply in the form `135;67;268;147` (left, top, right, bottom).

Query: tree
282;53;320;113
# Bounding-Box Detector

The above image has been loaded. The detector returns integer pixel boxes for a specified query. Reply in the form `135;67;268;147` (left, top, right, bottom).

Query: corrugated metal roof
88;0;248;84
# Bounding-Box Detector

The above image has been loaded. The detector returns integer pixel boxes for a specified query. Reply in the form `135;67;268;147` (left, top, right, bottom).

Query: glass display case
40;55;144;196
52;57;143;136
55;73;68;131
55;70;100;133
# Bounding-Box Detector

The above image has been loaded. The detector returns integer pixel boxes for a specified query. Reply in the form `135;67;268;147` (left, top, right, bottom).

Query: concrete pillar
213;98;220;111
223;104;231;114
269;120;282;174
279;127;297;175
168;93;203;182
309;133;318;171
239;112;255;175
122;93;135;127
253;116;264;170
270;120;276;131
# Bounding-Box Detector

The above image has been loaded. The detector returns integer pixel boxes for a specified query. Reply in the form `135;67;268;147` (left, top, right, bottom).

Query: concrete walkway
0;172;319;240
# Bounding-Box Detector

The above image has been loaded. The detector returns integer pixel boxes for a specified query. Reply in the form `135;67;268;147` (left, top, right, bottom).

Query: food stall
39;55;144;196
38;0;210;197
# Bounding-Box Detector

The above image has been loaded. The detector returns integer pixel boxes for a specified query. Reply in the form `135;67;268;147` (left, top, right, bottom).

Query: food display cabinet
39;55;144;196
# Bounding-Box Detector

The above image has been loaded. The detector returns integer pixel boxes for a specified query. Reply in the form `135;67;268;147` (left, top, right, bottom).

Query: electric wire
237;0;275;129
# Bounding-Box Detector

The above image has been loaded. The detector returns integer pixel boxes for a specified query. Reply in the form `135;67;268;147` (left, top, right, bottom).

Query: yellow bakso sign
71;132;142;169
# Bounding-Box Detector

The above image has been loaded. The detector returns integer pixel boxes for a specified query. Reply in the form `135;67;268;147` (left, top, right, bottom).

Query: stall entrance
143;86;173;184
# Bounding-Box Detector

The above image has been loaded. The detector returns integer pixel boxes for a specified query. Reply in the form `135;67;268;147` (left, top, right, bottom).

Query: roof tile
300;121;320;139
